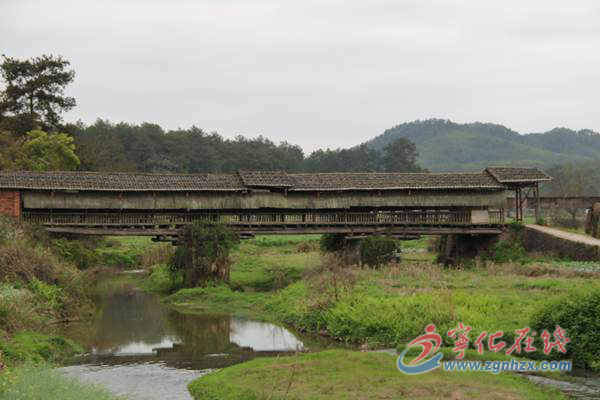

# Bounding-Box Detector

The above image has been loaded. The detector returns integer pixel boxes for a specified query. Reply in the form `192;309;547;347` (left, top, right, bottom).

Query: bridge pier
437;233;500;266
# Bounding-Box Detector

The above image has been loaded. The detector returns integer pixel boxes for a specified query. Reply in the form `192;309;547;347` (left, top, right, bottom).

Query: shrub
489;240;528;263
145;264;183;293
296;241;318;253
536;217;547;226
28;278;64;310
319;233;348;253
359;236;400;268
97;251;137;268
0;216;20;245
0;284;38;334
530;289;600;370
139;243;174;268
52;238;99;270
508;220;525;233
0;241;57;284
170;222;240;287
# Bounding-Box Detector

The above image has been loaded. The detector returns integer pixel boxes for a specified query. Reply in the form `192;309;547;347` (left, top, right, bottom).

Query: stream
58;276;319;400
57;274;600;400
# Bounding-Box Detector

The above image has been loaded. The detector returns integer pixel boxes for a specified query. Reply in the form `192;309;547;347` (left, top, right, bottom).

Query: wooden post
534;182;540;223
515;188;520;221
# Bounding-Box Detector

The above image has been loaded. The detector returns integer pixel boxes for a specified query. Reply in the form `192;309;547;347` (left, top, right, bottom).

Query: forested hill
366;119;600;171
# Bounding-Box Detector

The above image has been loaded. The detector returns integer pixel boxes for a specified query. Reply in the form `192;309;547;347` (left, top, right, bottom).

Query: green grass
264;261;599;346
250;235;321;247
0;332;82;366
0;364;122;400
398;236;429;249
188;349;564;400
229;235;321;291
166;246;600;352
161;230;599;398
548;260;600;272
167;284;269;319
94;236;155;269
143;263;182;293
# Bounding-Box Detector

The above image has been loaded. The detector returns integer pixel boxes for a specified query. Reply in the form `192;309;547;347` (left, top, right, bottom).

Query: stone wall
523;226;600;261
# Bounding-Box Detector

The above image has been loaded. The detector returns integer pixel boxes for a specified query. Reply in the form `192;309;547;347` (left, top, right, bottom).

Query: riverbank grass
230;235;321;291
188;349;564;400
0;364;122;400
167;259;600;350
145;234;322;294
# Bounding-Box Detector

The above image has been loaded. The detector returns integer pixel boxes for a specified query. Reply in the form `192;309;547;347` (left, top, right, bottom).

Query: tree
382;138;423;172
544;163;589;225
170;222;240;287
19;130;80;171
304;144;380;172
0;54;76;134
0;130;24;170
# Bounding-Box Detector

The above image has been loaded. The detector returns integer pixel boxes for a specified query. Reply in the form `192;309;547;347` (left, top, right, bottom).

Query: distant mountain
365;119;600;171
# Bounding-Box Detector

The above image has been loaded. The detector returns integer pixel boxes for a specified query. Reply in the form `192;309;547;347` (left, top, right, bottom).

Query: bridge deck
24;209;504;237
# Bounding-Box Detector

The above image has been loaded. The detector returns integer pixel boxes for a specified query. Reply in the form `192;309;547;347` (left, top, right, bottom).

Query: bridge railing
488;209;504;224
22;209;499;227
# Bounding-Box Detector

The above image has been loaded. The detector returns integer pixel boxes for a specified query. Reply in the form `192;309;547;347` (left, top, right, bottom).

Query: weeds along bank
0;216;126;400
0;217;91;364
157;232;600;373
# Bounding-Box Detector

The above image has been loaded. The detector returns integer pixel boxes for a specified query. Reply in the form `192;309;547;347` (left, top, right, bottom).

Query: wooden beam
46;226;503;236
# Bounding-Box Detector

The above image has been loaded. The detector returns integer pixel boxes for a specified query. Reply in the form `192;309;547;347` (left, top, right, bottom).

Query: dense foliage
62;119;424;173
531;289;600;371
359;236;401;267
170;222;240;287
367;119;600;171
319;233;349;253
0;54;76;134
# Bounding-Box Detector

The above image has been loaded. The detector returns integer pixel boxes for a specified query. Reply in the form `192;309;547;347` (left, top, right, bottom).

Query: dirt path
526;224;600;247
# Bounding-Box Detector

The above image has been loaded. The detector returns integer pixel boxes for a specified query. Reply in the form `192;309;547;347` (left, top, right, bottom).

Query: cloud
2;0;599;151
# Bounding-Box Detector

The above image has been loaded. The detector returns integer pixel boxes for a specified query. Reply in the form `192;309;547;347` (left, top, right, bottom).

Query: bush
319;233;348;252
508;220;525;233
359;236;401;268
536;217;547;226
28;278;64;310
0;216;20;245
0;284;38;334
171;222;240;287
145;264;183;293
97;251;138;268
52;238;99;270
488;240;528;263
296;241;318;253
0;241;57;284
530;289;600;370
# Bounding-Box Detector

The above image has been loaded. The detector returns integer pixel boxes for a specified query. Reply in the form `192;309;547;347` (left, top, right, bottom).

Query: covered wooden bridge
0;167;550;241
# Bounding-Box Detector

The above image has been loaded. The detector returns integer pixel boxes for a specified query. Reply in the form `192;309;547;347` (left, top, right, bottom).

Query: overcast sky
2;0;599;152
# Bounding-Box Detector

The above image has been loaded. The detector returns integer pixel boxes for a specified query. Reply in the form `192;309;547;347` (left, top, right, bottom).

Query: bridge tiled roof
485;167;551;183
0;171;245;191
238;170;295;188
0;167;548;192
290;172;504;191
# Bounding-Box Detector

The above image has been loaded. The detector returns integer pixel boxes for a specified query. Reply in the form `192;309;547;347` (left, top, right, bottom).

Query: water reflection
65;286;304;370
230;317;304;352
